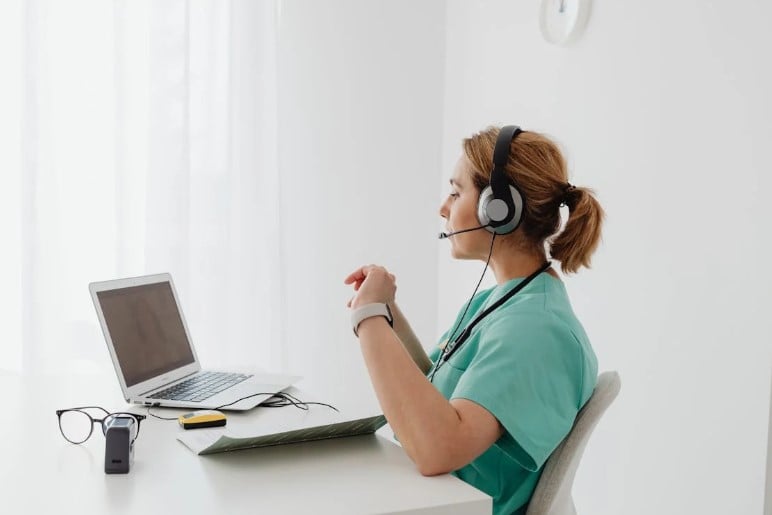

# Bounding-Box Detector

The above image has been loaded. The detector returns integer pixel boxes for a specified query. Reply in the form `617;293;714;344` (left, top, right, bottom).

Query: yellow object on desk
178;410;227;430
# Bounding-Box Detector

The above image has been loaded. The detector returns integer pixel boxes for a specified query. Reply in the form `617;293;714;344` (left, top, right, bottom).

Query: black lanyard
438;261;552;366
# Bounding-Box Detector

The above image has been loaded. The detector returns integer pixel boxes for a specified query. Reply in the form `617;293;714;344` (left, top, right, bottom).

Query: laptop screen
96;281;195;387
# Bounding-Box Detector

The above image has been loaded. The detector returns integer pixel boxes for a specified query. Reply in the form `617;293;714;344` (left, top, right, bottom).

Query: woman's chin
449;245;481;261
449;246;466;260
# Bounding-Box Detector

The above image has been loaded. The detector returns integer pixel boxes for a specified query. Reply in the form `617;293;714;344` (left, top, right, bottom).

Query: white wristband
351;303;393;337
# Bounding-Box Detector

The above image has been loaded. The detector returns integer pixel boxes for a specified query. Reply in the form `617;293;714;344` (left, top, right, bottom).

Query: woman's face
439;155;491;260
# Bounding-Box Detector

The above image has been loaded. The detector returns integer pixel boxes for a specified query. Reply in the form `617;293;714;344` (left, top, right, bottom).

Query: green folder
178;414;388;455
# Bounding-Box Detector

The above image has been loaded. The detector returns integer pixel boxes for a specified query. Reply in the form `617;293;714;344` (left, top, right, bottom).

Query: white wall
441;1;772;514
277;0;446;411
766;370;772;515
275;1;771;511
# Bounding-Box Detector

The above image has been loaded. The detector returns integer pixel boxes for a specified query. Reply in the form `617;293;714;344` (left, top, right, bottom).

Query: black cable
146;408;178;421
429;233;497;382
251;391;340;412
213;391;338;412
146;391;339;421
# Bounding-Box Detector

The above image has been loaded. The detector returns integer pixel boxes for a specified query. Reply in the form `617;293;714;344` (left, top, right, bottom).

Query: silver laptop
89;273;299;411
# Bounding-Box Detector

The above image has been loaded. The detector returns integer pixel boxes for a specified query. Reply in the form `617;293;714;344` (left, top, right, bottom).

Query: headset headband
488;125;522;226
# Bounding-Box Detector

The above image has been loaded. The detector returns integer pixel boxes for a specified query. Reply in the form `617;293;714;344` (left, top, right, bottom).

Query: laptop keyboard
152;371;253;402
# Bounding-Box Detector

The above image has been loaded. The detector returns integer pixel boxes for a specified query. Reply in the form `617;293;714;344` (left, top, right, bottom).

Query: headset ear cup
478;185;524;235
500;184;524;234
477;186;495;228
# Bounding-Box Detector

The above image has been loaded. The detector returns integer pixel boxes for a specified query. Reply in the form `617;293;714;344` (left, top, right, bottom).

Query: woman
344;126;604;515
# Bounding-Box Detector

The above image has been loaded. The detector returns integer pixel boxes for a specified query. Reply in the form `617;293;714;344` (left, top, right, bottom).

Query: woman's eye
448;192;459;199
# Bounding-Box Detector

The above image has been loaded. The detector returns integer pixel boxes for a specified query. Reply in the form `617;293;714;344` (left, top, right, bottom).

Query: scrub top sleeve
450;315;583;472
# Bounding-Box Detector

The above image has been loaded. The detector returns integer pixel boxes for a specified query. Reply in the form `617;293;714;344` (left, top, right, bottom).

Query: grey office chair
525;371;621;515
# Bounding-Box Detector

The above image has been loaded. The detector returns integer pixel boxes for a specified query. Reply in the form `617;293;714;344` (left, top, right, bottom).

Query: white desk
0;373;491;515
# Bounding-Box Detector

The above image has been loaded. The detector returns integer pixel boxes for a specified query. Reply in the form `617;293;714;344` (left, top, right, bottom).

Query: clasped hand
344;265;397;310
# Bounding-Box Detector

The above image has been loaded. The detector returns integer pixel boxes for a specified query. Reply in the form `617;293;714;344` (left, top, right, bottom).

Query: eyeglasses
55;406;146;445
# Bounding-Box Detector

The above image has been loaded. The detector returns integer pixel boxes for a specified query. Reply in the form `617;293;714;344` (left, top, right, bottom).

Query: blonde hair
462;127;605;274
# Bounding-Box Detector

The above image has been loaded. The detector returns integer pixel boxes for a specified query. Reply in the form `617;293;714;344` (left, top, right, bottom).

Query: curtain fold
0;0;282;375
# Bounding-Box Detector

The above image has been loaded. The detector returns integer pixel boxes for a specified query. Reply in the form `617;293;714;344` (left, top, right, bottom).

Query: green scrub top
428;273;597;515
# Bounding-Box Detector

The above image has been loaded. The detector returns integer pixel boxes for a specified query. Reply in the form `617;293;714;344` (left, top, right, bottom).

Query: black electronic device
104;416;136;474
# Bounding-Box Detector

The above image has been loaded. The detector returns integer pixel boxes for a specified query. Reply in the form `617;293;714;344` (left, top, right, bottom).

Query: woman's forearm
390;303;432;374
356;317;462;475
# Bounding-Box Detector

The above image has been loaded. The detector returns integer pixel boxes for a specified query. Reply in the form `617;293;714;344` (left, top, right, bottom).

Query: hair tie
560;183;576;207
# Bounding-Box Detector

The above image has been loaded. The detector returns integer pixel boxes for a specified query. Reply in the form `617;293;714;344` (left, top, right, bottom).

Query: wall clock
540;0;592;45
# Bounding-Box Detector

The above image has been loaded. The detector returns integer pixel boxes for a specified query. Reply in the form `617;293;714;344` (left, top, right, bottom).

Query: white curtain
0;0;283;375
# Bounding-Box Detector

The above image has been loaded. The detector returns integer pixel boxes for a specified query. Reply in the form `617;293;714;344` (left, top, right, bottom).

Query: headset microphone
438;225;489;239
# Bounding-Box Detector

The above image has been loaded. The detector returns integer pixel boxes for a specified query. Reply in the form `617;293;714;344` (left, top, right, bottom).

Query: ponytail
549;186;605;274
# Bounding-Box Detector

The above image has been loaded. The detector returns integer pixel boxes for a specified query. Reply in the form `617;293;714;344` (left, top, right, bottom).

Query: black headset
476;125;525;235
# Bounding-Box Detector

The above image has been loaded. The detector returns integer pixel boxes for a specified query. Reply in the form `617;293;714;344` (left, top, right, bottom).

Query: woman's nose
439;198;449;218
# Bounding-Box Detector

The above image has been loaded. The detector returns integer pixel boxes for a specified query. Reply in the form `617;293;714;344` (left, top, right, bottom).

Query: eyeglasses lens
59;410;93;444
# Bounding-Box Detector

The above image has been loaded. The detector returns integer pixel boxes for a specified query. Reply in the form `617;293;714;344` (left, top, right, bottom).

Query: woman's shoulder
482;291;596;369
482;287;587;350
485;305;574;340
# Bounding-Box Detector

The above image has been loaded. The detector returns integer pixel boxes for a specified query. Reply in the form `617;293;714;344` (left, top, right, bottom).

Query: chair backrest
525;371;621;515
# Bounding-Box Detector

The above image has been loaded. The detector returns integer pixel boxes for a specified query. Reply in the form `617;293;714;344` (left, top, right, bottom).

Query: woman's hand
344;265;397;309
